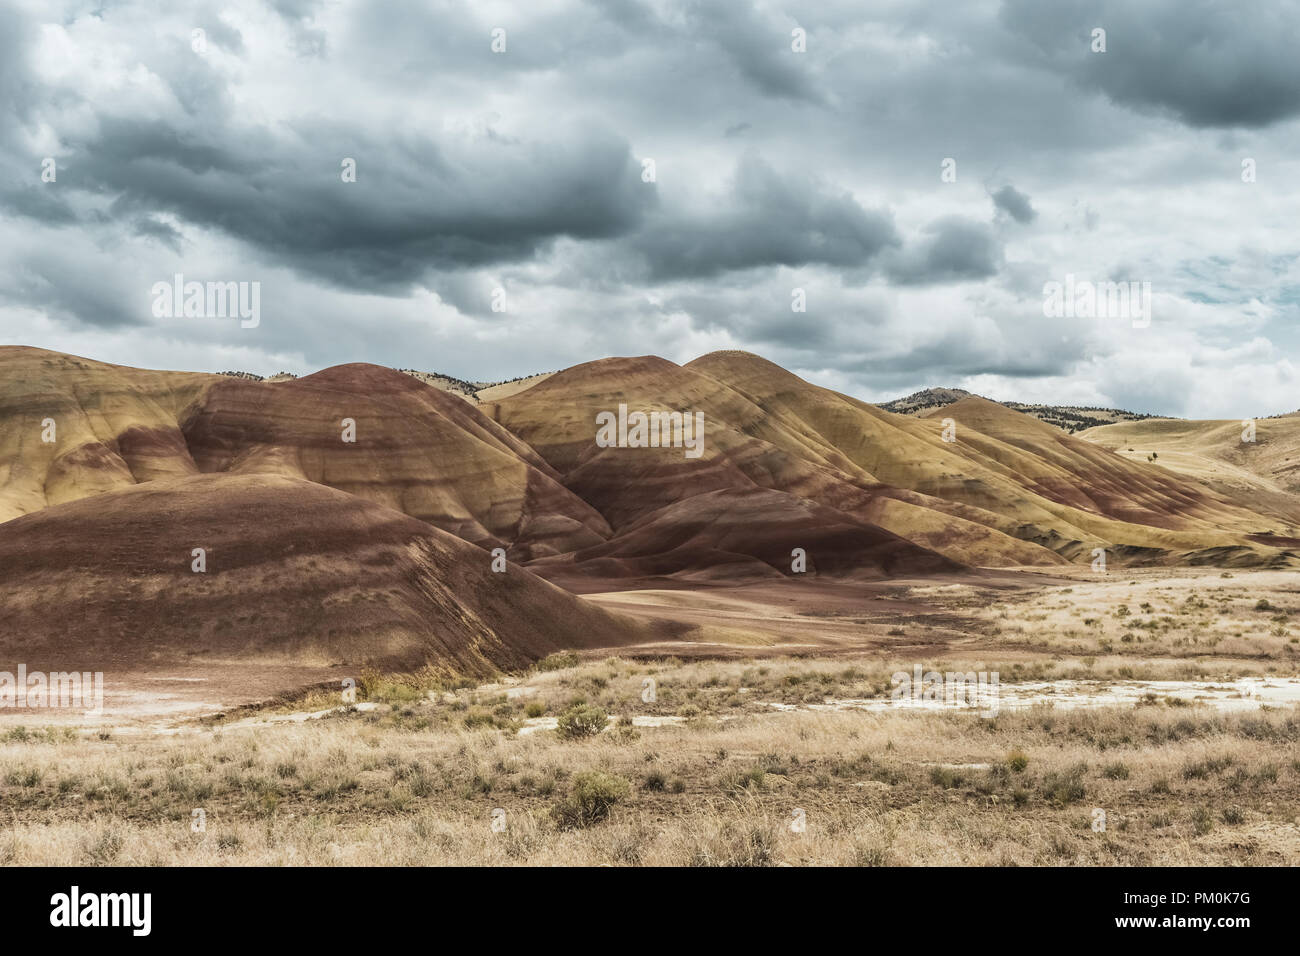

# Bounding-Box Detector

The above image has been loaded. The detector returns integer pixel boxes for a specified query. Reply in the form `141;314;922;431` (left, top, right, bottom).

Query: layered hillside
486;353;971;582
181;363;610;558
4;345;1296;603
1080;417;1300;496
488;351;1298;574
0;473;660;674
0;346;210;521
0;347;609;559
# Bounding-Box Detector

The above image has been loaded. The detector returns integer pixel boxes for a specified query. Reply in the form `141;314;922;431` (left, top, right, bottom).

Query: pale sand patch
758;677;1300;714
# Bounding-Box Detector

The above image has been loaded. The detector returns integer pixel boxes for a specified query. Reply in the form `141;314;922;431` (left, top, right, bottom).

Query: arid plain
0;345;1296;865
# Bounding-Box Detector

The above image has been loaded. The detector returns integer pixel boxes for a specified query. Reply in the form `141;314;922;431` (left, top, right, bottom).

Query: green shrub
719;766;767;793
556;703;608;740
551;771;630;828
536;652;580;672
1041;766;1086;806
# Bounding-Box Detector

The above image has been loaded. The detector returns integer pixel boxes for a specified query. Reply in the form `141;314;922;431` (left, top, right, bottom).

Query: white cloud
1;0;1299;414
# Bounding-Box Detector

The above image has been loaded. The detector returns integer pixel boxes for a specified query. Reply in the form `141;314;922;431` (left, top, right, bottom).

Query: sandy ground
582;570;1049;658
0;571;1040;726
0;661;344;730
1;565;1293;732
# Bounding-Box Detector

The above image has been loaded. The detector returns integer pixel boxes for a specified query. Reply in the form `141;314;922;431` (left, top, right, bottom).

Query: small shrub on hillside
556;703;608;740
551;771;630;829
536;652;580;672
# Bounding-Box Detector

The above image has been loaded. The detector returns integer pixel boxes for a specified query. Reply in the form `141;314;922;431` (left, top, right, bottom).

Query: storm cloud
991;185;1037;225
1000;0;1300;129
1;0;1299;419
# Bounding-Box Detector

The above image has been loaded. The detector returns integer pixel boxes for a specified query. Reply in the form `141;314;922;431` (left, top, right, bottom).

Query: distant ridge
878;386;1159;433
396;368;558;404
222;367;557;404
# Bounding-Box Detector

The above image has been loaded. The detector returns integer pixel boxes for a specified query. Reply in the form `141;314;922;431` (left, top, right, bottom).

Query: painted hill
489;351;1297;574
0;347;609;560
181;362;610;559
0;346;211;522
1079;416;1300;524
4;345;1296;602
0;473;662;675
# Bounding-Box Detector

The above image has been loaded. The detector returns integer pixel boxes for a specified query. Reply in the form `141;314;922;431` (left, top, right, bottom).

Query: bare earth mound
490;350;1296;576
3;345;1298;698
0;347;611;559
0;473;666;676
181;362;611;558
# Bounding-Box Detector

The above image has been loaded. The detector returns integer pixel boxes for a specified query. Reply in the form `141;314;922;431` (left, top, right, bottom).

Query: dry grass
965;569;1300;664
1;653;1297;865
2;568;1297;866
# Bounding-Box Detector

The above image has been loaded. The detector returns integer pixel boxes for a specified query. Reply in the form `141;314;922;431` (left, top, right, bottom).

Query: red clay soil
528;486;961;585
3;346;1297;694
0;472;671;676
180;363;611;559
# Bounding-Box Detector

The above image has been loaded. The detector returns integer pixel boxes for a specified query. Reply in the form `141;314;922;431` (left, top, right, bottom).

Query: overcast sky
3;0;1299;417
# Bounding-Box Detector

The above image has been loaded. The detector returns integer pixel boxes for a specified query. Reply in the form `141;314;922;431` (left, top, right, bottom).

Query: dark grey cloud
340;0;642;80
687;0;824;104
0;185;80;225
886;218;1003;285
4;248;143;330
267;0;328;55
629;154;898;280
1000;0;1300;128
199;17;245;55
991;185;1036;224
40;116;653;292
0;4;37;142
132;217;185;253
269;0;324;19
0;0;1298;419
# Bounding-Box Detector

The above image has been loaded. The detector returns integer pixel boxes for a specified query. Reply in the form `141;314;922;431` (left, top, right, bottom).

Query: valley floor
0;567;1297;866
